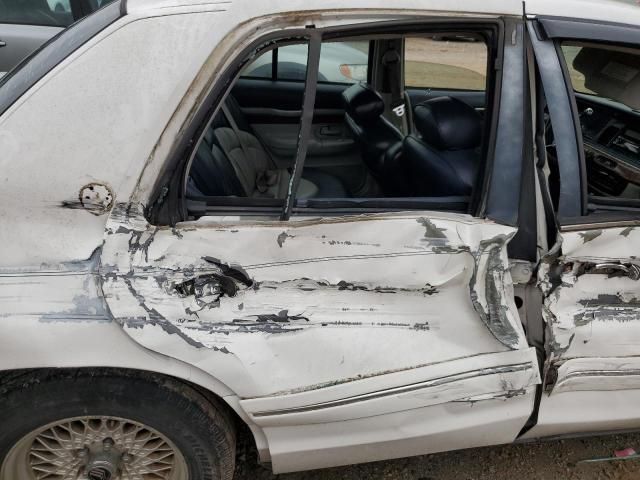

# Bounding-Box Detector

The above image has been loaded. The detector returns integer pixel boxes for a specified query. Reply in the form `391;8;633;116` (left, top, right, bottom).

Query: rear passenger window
404;36;487;91
241;41;369;84
184;26;501;221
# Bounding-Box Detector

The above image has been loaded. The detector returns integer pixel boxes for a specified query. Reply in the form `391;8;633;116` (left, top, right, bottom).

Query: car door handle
0;40;6;48
591;263;640;281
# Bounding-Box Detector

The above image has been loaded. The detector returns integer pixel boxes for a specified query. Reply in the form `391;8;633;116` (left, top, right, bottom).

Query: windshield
561;42;640;111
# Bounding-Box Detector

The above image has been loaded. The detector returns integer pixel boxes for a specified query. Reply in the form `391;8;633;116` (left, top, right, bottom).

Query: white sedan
0;0;639;479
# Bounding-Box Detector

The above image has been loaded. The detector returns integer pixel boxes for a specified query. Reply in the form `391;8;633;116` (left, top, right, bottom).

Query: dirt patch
405;38;487;90
235;432;640;479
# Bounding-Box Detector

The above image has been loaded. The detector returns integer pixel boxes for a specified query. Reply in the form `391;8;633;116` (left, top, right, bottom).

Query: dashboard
578;94;640;199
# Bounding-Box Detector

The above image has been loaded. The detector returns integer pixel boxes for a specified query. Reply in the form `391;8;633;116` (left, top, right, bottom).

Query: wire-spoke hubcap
1;416;188;480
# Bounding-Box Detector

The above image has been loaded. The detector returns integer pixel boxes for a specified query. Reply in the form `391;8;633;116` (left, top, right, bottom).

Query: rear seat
190;95;348;199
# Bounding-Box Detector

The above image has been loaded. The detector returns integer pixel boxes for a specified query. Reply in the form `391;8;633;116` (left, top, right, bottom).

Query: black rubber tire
0;369;236;480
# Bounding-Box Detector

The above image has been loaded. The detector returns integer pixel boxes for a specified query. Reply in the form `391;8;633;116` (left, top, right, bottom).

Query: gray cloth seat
190;96;347;199
211;125;318;199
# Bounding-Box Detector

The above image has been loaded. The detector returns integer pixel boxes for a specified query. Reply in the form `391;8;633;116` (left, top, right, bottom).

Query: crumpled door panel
101;204;536;401
540;226;640;392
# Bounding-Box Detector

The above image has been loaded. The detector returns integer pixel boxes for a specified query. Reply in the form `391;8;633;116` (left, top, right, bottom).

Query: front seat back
342;83;403;175
403;96;482;197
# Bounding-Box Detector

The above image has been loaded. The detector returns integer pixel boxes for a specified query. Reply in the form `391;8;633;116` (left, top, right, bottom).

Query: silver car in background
0;0;113;75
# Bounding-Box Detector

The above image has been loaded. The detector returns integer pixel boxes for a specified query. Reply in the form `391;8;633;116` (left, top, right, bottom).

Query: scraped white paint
532;226;640;439
101;210;532;397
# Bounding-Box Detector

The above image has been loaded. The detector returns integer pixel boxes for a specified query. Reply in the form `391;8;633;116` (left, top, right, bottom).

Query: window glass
319;40;368;83
0;0;116;27
1;0;72;26
404;36;487;91
239;50;273;79
188;32;494;219
561;42;640;111
276;44;309;81
240;41;369;84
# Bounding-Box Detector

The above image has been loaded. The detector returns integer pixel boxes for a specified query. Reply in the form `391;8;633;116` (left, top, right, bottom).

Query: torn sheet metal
561;225;640;261
539;226;640;394
469;235;523;350
0;248;111;324
100;206;532;399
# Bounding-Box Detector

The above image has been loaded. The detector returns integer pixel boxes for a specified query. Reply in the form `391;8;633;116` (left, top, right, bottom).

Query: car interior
546;41;640;215
185;29;494;217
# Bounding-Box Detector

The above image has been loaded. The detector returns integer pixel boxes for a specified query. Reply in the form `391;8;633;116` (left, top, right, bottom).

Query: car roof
126;0;640;28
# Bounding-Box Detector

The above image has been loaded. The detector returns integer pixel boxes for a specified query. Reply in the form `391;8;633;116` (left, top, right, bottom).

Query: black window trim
148;17;511;226
481;17;525;226
527;19;585;220
187;196;472;219
537;16;640;47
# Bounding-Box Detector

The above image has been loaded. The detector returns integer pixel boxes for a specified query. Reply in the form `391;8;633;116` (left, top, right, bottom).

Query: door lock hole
514;296;524;309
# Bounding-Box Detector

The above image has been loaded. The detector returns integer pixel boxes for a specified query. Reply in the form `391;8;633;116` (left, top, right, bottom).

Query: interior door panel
251;123;359;164
233;78;347;112
232;78;367;192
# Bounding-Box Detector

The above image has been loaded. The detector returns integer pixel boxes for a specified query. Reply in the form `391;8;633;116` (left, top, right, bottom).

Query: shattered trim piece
470;235;522;349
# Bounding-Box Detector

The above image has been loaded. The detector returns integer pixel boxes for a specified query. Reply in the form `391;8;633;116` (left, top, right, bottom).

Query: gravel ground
234;432;640;480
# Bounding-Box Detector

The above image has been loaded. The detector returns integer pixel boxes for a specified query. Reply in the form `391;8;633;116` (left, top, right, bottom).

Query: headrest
341;83;385;125
413;97;481;151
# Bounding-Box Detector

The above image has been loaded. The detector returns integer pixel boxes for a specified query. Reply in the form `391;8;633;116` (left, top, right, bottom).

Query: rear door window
241;40;369;84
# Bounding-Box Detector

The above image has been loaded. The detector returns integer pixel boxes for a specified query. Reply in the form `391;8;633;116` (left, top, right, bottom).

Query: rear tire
0;369;236;480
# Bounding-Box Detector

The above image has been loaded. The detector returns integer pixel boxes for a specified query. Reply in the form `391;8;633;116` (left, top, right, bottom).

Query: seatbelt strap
222;101;276;193
221;102;252;161
382;49;405;119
